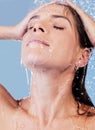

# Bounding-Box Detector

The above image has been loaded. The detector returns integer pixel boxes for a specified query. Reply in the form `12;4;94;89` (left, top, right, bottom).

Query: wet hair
66;6;94;105
56;3;94;115
66;6;95;115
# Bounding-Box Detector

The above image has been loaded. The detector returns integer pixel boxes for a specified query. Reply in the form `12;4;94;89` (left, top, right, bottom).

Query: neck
21;67;78;127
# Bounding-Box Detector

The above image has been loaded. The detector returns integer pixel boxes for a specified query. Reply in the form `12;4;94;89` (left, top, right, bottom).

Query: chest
0;118;88;130
15;116;87;130
0;109;89;130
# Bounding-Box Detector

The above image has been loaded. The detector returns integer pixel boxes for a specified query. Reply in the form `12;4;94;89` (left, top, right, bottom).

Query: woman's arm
0;11;34;40
0;26;19;40
66;0;95;46
0;1;55;40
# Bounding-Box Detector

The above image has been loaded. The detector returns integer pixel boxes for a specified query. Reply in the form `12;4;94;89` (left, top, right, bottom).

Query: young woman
0;1;95;130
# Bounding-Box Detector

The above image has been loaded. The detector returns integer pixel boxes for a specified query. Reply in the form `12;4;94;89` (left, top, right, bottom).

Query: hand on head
15;0;95;46
65;0;95;46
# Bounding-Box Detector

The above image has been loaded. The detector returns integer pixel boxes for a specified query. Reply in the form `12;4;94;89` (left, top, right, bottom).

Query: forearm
66;0;95;46
78;10;95;46
0;26;19;40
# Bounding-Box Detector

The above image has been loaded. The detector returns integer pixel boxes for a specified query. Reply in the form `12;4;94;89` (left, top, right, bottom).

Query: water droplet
20;58;22;65
49;48;53;53
40;44;44;49
25;68;30;85
20;124;25;128
93;76;95;80
76;88;79;90
81;92;84;95
16;121;26;130
76;76;79;79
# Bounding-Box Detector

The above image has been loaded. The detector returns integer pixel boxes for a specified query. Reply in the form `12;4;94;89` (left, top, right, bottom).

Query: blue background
0;0;95;105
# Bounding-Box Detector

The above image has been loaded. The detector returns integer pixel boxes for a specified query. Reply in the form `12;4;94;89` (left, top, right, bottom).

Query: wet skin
0;85;95;130
0;3;95;130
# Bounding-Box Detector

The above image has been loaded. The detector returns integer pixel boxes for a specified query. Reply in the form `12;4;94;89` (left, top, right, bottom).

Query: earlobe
75;48;90;68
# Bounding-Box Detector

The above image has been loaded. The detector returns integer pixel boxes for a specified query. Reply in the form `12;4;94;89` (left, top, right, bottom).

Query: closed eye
53;26;64;30
27;26;33;30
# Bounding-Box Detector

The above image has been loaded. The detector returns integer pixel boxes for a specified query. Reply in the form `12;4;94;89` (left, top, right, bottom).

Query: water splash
20;61;30;90
71;0;95;20
25;68;30;85
86;48;95;105
33;0;95;20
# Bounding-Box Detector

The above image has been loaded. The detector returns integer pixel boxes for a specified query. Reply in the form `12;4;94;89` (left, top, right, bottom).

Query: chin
22;50;53;68
22;55;48;69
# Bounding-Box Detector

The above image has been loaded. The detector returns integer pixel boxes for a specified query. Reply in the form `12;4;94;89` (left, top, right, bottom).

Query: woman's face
21;3;82;72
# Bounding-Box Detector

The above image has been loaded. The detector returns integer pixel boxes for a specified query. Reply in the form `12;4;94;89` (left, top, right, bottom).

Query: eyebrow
29;14;72;26
52;15;72;26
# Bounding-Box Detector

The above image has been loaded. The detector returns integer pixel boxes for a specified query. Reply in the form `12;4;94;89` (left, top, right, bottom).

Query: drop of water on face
40;44;44;49
49;48;53;53
20;124;25;128
16;120;26;130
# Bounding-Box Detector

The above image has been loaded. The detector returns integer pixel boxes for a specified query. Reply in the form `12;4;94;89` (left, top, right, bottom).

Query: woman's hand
13;12;33;40
0;12;33;40
66;0;95;46
0;1;56;40
14;1;57;40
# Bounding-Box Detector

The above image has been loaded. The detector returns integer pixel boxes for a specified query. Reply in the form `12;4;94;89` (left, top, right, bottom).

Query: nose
33;27;45;33
30;22;47;33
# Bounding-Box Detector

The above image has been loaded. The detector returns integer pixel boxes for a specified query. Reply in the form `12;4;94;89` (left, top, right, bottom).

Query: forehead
33;3;73;19
29;3;77;32
38;4;67;14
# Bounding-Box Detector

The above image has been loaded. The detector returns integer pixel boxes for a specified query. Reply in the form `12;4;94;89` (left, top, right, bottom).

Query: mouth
27;38;49;47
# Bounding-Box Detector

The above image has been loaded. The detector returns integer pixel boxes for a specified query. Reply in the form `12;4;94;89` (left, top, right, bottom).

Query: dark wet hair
66;6;94;106
56;2;94;115
64;5;95;116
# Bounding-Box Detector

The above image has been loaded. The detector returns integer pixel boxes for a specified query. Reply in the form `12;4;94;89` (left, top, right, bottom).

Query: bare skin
66;0;95;46
0;85;95;130
0;2;95;130
0;1;55;40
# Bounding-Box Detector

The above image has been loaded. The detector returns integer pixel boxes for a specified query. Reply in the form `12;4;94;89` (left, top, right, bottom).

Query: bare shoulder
0;84;18;109
86;106;95;130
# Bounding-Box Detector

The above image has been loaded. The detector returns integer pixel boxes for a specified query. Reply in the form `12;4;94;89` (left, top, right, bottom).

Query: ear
75;48;90;68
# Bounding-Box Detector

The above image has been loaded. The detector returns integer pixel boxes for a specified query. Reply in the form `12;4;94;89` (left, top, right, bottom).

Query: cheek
51;31;76;53
50;32;79;65
21;34;31;67
21;29;79;70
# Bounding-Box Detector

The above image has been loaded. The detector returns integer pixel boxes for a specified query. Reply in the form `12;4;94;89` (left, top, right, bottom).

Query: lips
27;38;49;47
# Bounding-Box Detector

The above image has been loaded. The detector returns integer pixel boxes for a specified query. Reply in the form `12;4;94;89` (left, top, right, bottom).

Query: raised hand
66;0;95;46
0;12;33;40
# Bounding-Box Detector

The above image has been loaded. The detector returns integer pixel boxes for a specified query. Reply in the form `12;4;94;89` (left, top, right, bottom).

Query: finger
66;0;76;8
66;0;80;11
66;0;85;16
